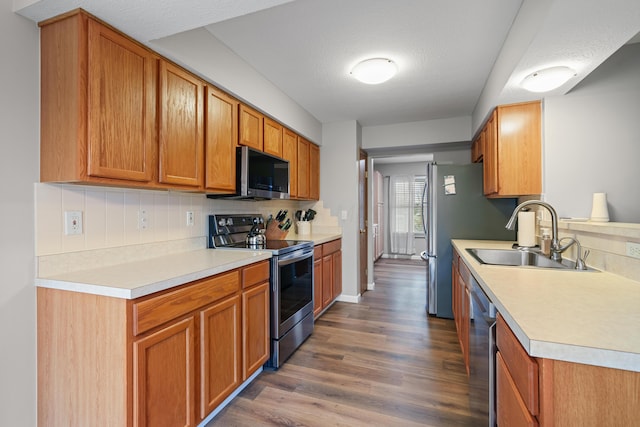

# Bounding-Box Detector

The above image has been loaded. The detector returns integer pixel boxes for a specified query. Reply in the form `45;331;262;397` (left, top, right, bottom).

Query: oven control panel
208;214;264;248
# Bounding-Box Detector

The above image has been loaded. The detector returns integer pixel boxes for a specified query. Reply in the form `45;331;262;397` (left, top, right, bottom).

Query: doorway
358;149;368;295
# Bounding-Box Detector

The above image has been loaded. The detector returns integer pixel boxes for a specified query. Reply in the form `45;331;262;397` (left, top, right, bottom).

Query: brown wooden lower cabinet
452;249;470;375
133;317;197;427
496;313;640;426
242;281;270;380
200;295;241;417
37;260;270;427
313;245;324;317
313;238;342;318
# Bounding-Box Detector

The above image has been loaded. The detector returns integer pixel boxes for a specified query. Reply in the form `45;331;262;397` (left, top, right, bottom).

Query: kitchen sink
466;248;598;271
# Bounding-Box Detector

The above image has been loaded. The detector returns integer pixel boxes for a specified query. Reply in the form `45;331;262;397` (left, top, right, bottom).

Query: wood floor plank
207;258;485;426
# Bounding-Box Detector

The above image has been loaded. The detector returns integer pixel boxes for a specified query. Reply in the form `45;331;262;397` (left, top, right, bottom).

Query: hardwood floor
207;258;485;426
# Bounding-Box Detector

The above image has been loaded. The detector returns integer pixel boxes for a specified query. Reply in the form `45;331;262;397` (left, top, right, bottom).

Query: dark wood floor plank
207;258;485;426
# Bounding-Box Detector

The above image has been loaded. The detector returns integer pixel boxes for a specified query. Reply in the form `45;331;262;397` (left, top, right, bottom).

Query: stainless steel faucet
505;200;563;262
557;237;590;270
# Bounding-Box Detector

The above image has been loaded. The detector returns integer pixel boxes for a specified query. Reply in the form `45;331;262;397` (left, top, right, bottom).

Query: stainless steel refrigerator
421;162;516;318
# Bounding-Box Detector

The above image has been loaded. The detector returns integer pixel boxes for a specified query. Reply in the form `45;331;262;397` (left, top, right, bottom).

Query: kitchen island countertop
453;239;640;372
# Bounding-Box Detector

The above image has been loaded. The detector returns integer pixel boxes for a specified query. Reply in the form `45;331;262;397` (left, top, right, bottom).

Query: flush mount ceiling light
520;66;576;92
350;58;397;84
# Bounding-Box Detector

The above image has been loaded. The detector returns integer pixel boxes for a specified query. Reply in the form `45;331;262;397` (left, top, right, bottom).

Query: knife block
265;220;288;240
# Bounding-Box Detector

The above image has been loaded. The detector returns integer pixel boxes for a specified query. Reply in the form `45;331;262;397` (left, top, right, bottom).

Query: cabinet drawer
133;270;240;335
314;245;323;259
242;260;270;289
496;314;539;415
497;352;539;427
323;239;341;255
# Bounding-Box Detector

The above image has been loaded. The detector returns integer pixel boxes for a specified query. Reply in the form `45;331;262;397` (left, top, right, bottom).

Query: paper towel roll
517;211;536;247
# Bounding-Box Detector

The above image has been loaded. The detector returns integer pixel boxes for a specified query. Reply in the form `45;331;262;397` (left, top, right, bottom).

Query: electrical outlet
626;242;640;259
138;209;148;230
64;211;83;235
186;211;194;227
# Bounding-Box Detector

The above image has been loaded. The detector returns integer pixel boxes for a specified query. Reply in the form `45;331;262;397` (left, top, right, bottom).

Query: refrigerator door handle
420;251;436;261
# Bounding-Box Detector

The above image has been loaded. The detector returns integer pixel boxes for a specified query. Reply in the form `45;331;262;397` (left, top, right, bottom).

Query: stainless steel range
208;214;314;369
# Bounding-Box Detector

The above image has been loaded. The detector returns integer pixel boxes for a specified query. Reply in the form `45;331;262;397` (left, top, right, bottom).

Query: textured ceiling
15;0;640;129
204;0;522;126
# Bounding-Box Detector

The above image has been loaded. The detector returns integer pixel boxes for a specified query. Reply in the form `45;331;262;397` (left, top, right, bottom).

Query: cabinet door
205;86;238;192
239;104;263;151
332;250;342;299
313;257;323;317
87;19;157;182
483;111;498;195
263;117;283;157
322;255;333;307
462;284;471;375
297;137;310;199
200;295;241;417
496;101;542;196
133;317;196;427
159;60;204;187
496;352;539;427
242;282;270;380
309;143;320;200
282;128;298;198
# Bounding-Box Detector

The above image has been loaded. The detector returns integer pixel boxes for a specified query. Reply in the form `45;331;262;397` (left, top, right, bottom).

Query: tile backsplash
35;183;340;258
544;219;640;281
35;183;208;256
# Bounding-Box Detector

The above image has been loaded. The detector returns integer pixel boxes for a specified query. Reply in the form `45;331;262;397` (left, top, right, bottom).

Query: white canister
590;192;609;222
517;211;536;247
297;221;311;235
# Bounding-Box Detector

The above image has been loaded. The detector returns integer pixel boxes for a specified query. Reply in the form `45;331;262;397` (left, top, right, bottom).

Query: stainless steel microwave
209;146;290;200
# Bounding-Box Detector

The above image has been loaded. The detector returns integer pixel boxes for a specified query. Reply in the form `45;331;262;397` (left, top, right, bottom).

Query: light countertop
36;249;272;299
452;239;640;372
35;233;342;300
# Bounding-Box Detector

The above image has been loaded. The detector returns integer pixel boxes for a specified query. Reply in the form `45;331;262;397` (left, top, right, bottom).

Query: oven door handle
277;248;314;266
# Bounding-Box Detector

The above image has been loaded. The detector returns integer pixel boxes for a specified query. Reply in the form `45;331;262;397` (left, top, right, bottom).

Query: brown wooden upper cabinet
309;142;320;200
205;86;239;193
158;60;204;188
477;101;542;198
292;136;320;201
282;128;299;198
239;104;264;151
263;117;284;157
471;128;484;163
39;9;321;200
40;11;158;186
297;137;310;199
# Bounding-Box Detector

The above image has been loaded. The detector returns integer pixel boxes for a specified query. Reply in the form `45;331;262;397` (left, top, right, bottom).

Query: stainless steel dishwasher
468;274;497;427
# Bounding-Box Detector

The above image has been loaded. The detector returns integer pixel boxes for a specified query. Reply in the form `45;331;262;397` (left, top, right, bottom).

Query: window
390;175;425;234
413;176;425;234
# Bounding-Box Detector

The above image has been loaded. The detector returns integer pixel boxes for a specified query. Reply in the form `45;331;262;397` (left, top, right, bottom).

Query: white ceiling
15;0;640;129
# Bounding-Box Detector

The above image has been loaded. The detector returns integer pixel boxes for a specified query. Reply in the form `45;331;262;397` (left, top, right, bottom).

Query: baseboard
367;281;375;290
381;253;422;260
198;367;263;426
335;294;361;304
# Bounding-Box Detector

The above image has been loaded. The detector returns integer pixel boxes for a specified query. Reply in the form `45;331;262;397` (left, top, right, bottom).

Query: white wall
150;28;322;144
0;4;39;426
543;43;640;222
321;121;361;300
362;116;472;149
